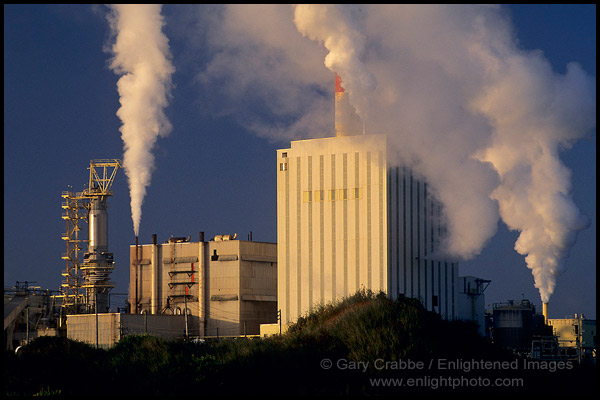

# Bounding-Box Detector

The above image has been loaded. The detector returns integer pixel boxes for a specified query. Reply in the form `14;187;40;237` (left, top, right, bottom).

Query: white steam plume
182;5;595;302
294;4;500;259
293;4;375;122
473;58;595;302
106;4;174;236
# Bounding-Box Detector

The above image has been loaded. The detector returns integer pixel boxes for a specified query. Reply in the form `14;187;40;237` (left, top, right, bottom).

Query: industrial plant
128;232;277;338
4;74;595;367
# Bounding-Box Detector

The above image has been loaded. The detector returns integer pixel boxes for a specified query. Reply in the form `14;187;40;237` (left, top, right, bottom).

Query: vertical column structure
80;159;121;313
335;73;362;137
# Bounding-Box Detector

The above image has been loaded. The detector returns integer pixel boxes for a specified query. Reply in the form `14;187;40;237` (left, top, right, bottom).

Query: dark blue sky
4;4;595;319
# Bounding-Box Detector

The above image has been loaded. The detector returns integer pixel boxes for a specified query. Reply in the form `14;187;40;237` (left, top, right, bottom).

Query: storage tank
492;300;535;352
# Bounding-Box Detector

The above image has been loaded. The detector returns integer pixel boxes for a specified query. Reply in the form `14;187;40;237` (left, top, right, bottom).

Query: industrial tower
60;159;121;314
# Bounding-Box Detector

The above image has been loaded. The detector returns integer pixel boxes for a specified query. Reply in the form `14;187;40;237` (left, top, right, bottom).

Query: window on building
339;188;348;200
314;190;324;202
328;189;336;201
353;187;362;199
279;162;287;171
303;191;312;203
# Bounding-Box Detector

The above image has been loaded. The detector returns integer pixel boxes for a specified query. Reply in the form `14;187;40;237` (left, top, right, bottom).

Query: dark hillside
4;290;596;397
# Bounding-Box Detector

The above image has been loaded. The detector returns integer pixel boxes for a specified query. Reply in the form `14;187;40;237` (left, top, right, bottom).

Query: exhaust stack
543;302;549;324
334;72;362;137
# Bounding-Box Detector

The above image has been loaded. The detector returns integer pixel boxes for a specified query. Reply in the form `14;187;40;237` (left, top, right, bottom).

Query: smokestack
334;72;362;137
543;302;549;324
334;72;345;137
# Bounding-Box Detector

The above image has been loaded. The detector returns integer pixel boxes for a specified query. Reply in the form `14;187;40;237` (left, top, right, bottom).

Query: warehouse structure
130;233;277;337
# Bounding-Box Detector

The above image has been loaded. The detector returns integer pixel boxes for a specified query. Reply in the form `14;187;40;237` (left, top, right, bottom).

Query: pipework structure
59;159;121;314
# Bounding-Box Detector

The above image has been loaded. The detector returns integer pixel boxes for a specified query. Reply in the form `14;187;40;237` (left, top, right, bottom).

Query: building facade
67;313;186;349
129;234;277;337
548;315;596;362
276;134;459;325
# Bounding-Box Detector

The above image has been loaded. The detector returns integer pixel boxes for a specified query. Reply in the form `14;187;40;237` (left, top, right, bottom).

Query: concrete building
548;315;596;362
276;133;466;326
130;234;277;337
67;313;185;349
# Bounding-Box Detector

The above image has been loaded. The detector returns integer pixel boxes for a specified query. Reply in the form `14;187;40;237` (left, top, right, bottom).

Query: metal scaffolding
59;159;121;314
60;191;87;311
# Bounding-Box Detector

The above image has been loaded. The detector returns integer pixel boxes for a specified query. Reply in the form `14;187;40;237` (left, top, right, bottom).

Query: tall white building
276;133;459;325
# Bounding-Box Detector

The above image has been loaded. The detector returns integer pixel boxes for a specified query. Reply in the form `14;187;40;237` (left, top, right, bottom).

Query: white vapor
106;4;174;236
293;4;375;122
178;5;595;303
474;58;595;302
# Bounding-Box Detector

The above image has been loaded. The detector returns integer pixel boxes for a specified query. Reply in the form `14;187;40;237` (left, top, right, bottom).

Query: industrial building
274;73;487;329
488;299;596;363
130;233;277;337
4;282;61;351
67;313;186;349
548;314;596;363
490;299;547;353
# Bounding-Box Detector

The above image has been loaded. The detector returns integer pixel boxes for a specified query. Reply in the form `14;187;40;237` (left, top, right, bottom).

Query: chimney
334;72;362;137
543;302;549;324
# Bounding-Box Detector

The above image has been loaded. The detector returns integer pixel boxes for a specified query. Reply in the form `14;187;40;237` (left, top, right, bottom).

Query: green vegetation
4;290;596;396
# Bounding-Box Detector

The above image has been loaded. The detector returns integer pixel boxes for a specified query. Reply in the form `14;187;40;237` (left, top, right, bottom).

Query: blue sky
4;4;595;319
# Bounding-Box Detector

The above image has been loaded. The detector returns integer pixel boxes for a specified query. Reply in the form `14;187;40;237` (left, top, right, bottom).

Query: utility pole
95;290;99;349
278;309;282;335
26;306;30;345
184;291;189;340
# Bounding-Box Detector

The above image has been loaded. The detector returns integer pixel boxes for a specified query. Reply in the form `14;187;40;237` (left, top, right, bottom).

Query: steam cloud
106;4;174;236
294;4;375;122
180;5;595;303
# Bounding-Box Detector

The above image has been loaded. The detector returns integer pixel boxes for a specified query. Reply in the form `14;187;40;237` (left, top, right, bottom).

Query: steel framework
59;159;121;314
